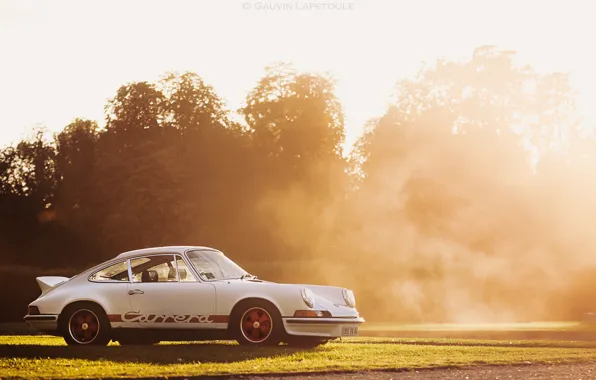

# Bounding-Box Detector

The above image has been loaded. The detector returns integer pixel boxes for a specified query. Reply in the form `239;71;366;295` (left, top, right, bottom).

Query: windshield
186;249;248;280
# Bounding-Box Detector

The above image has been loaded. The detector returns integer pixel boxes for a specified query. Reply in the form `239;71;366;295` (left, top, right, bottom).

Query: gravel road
231;363;596;380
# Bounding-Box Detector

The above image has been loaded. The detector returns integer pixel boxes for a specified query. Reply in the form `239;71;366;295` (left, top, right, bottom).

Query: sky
1;0;595;152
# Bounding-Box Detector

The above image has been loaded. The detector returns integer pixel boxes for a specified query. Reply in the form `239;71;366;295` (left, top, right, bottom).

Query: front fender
213;281;310;318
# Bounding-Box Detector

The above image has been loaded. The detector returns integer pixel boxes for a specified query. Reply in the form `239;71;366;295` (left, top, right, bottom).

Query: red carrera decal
108;313;229;323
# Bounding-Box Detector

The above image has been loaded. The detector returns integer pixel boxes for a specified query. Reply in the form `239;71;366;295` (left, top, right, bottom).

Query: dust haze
254;47;596;324
3;47;596;325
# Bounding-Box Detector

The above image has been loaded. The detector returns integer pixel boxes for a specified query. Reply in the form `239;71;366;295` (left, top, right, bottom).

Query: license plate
341;326;358;336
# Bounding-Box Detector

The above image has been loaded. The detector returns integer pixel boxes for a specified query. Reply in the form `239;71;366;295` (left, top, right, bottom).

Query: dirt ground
231;363;596;380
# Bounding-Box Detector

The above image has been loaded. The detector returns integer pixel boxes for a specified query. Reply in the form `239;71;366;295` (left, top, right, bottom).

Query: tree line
3;46;596;322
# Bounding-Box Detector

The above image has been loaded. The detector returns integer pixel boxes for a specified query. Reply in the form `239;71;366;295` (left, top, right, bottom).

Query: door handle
128;289;144;295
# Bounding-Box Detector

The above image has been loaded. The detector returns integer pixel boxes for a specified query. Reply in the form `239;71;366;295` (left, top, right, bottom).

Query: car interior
94;255;194;283
141;270;159;283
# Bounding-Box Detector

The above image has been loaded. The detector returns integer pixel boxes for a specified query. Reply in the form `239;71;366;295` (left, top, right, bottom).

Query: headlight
301;288;315;308
342;288;356;308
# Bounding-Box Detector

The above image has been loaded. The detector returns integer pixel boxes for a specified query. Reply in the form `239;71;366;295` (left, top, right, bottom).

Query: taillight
28;306;40;315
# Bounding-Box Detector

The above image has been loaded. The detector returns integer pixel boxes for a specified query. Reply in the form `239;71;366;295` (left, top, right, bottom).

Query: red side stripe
209;315;229;323
108;314;123;322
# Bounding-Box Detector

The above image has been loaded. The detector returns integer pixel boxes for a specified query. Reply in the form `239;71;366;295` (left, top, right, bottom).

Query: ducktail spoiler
36;276;69;295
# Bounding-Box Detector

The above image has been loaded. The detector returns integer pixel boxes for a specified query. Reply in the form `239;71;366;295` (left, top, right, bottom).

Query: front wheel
231;301;283;346
60;303;111;346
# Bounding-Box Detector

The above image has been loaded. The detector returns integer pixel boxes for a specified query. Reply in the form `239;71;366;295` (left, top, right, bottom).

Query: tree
54;119;99;214
88;75;255;258
13;127;57;204
0;128;79;267
160;71;231;132
242;63;345;174
240;63;348;260
344;47;581;322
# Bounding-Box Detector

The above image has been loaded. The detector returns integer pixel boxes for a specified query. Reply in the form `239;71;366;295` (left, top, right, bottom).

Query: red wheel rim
68;309;100;344
240;307;272;343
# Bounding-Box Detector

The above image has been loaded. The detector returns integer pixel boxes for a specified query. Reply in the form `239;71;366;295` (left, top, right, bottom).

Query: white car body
24;246;364;346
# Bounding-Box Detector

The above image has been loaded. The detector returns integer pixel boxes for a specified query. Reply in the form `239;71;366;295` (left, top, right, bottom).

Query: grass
3;336;596;379
359;321;596;340
361;321;585;331
361;321;596;333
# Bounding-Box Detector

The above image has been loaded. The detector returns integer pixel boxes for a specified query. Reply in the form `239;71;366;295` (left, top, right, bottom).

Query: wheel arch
228;297;285;331
57;299;109;331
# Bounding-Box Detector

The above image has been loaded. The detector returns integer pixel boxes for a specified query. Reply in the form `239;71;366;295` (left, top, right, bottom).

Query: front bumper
23;314;59;333
282;317;365;338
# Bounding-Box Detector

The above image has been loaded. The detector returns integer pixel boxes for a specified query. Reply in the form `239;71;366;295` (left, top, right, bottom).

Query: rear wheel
60;303;111;346
231;300;283;346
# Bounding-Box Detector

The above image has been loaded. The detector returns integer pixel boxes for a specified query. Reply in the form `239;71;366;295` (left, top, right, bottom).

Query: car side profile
24;246;364;347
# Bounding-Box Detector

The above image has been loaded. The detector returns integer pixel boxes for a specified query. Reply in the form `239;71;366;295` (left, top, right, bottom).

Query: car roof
115;245;219;259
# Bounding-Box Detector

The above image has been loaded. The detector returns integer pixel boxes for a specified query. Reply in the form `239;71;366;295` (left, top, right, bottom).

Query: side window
130;255;177;283
89;261;129;282
176;256;197;282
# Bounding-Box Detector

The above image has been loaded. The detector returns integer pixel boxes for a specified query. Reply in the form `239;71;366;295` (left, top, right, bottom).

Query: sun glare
1;0;595;150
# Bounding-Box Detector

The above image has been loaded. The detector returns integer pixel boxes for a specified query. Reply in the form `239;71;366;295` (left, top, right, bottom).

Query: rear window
89;261;130;282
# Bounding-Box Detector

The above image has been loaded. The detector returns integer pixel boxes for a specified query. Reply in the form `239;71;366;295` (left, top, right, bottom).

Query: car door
125;254;217;329
87;259;134;328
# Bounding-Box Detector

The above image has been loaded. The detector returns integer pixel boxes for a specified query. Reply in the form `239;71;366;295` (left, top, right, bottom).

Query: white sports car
24;246;364;347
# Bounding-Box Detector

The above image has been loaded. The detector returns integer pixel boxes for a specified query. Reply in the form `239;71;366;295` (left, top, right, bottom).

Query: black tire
230;300;283;346
59;302;111;346
285;336;329;348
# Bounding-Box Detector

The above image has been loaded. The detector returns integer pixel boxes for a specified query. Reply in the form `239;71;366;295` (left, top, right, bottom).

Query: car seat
141;270;159;283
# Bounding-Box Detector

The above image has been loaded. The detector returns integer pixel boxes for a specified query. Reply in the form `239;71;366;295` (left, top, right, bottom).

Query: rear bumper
282;316;365;338
23;314;59;333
